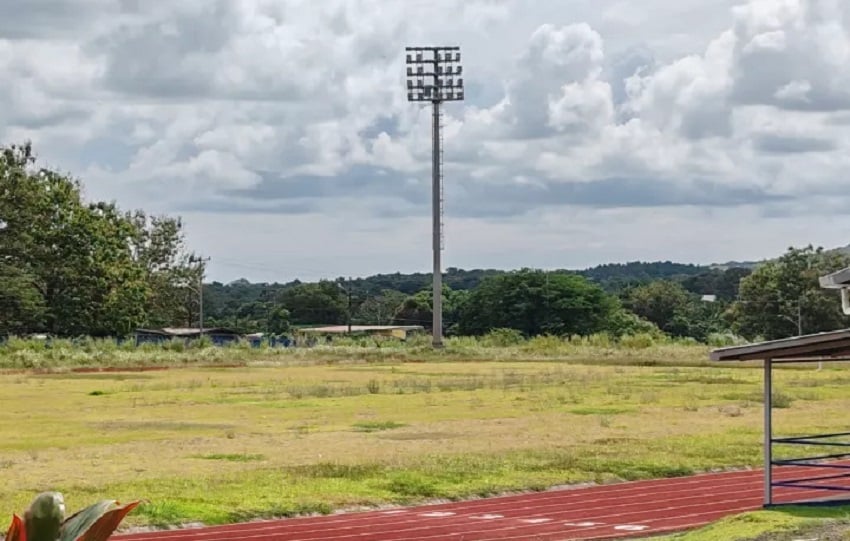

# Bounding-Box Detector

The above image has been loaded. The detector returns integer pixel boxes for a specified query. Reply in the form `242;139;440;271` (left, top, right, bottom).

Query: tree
730;246;850;340
354;290;406;325
278;281;346;325
266;306;291;334
127;211;203;328
392;290;433;327
0;265;45;335
626;280;727;340
392;285;468;333
0;145;149;336
681;267;751;301
626;281;691;333
0;142;201;337
457;269;617;337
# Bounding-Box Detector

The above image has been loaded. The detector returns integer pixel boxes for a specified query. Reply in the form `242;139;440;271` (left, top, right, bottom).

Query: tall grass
0;331;740;370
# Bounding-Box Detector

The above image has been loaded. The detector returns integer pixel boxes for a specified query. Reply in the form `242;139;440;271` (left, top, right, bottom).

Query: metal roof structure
710;327;850;507
135;327;240;337
710;328;850;363
298;325;424;334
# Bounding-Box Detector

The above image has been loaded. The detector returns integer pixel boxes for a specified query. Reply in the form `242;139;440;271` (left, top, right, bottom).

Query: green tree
682;267;751;301
392;285;468;333
278;281;346;325
603;300;663;337
627;281;691;330
355;290;406;325
266;306;291;334
457;269;616;337
128;211;203;328
626;280;727;340
0;265;45;335
0;142;201;337
393;290;433;327
0;144;148;336
730;245;850;340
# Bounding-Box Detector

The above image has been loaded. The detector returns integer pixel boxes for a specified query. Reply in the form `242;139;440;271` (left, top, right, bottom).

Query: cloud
3;0;850;281
752;133;836;153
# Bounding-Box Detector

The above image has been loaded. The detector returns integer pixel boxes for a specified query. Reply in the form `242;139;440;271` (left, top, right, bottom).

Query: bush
522;335;566;352
585;333;613;348
606;309;662;338
706;332;748;347
480;328;525;347
619;333;656;349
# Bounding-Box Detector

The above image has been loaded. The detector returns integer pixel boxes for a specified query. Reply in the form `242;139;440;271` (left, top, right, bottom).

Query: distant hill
709;244;850;271
710;260;761;271
576;261;708;290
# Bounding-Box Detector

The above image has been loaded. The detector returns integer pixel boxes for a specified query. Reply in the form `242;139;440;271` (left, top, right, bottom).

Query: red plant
4;493;140;541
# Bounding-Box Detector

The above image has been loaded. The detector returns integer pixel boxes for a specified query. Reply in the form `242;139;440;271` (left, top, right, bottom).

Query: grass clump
193;453;266;462
352;421;407;432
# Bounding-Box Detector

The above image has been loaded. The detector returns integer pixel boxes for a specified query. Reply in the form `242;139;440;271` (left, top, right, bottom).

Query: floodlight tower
405;46;464;348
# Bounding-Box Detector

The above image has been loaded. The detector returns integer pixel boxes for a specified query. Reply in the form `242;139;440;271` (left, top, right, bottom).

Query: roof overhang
820;267;850;289
710;328;850;362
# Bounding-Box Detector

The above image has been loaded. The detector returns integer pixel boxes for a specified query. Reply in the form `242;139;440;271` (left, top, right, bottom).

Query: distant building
134;327;242;346
297;325;424;340
701;295;717;303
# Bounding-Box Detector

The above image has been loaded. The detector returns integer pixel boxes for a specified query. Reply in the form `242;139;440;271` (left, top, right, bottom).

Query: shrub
481;328;525;347
619;333;656;349
706;332;749;347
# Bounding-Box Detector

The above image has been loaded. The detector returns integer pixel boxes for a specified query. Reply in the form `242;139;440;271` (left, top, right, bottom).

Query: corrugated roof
136;327;241;337
298;325;424;334
709;328;850;362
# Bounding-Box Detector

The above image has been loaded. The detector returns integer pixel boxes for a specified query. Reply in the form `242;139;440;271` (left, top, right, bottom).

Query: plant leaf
4;514;26;541
59;500;140;541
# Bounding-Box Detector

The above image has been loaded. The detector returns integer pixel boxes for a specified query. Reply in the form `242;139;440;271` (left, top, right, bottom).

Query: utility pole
346;277;353;334
338;278;353;334
405;46;464;348
190;256;211;335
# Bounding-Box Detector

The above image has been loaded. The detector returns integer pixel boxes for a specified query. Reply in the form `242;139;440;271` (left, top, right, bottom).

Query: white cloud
3;0;850;282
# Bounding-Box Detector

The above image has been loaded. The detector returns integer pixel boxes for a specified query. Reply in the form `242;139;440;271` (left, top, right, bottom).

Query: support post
764;358;773;506
199;273;204;336
431;99;443;348
347;277;353;334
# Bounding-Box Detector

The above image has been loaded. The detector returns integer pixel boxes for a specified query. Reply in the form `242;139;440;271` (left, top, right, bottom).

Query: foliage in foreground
5;492;138;541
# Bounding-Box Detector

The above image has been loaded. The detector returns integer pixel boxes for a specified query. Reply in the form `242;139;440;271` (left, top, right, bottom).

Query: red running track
116;464;850;541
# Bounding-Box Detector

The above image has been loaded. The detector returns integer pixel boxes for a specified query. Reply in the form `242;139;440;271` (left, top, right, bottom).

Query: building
297;325;424;341
134;327;242;346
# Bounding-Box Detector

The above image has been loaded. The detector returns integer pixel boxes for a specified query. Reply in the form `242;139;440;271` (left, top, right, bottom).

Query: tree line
3;142;850;343
203;246;850;343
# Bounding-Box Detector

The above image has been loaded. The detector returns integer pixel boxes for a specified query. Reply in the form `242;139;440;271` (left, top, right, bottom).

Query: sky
3;0;850;283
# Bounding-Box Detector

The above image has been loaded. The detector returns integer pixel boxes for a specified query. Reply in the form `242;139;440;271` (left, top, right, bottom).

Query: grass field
3;339;850;539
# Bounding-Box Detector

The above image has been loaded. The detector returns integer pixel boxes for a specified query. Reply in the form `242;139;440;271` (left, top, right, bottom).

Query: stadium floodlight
405;46;465;348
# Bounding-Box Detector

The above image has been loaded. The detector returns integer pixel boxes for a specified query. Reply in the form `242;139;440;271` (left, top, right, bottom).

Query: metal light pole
405;46;464;348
